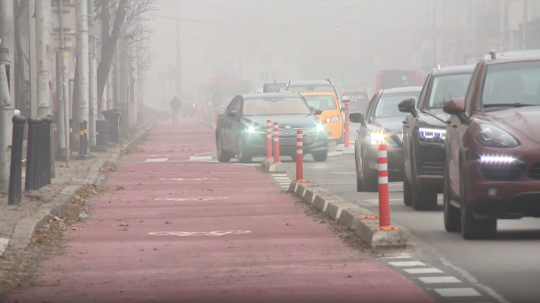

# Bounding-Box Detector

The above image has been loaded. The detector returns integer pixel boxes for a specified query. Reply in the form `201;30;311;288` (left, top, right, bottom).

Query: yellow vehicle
301;92;344;143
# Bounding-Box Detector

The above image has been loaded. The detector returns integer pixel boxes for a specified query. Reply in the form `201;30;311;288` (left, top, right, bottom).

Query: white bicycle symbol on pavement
153;197;228;202
148;230;251;237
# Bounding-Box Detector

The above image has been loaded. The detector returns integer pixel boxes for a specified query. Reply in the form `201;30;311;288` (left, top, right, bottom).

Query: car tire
443;160;461;232
411;160;438;211
403;173;412;206
361;157;378;192
217;135;231;163
459;162;497;240
237;138;252;163
355;151;364;192
312;150;328;162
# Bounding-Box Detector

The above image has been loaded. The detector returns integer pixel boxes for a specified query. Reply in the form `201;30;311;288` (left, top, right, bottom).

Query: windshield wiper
483;103;538;108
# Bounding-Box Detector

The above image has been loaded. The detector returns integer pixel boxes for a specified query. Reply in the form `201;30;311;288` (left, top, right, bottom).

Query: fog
144;0;539;106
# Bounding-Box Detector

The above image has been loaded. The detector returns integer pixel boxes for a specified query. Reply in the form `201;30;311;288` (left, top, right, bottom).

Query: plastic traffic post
375;143;398;231
293;130;310;183
266;120;273;160
273;122;281;164
344;101;350;148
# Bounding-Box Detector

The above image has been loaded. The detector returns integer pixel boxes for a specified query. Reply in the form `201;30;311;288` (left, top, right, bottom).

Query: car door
403;74;431;181
223;97;239;150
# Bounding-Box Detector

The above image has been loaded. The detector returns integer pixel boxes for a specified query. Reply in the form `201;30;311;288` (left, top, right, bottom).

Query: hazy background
144;0;540;104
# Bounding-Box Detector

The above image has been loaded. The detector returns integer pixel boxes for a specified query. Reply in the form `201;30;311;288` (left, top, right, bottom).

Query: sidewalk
7;120;436;303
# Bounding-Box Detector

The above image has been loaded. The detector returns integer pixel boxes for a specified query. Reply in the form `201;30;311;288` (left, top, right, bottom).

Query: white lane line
189;156;213;161
434;288;482;297
381;253;411;259
418;276;461;284
144;158;169;162
404;268;443;274
388;261;426;267
271;174;288;177
273;177;290;180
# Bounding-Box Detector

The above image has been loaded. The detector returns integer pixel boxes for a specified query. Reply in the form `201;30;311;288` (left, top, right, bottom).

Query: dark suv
442;50;540;239
399;65;474;210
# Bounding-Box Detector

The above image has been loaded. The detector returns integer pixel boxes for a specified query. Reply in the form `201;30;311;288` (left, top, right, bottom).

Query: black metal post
8;115;27;205
83;120;88;155
79;122;84;155
25;117;40;191
42;117;52;185
36;117;44;189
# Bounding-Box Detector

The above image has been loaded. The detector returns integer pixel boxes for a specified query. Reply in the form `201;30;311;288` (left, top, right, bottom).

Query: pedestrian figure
170;96;181;125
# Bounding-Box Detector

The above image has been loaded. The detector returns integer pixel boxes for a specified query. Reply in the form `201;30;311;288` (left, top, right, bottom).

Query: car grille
278;129;310;137
527;163;540;180
419;161;444;176
480;162;526;181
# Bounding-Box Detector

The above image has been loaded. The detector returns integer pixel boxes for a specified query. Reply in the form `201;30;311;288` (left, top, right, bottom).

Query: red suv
442;50;540;240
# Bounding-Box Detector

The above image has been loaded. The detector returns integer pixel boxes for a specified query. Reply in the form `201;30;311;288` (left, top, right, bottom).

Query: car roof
265;81;288;84
242;93;303;100
432;65;475;76
287;80;334;86
300;92;336;97
380;86;423;94
484;49;540;65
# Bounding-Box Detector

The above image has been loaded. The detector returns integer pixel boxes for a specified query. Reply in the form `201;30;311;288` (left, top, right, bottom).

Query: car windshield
373;92;420;119
243;97;312;116
288;85;336;94
265;83;286;93
482;61;540;109
303;95;337;110
428;74;472;109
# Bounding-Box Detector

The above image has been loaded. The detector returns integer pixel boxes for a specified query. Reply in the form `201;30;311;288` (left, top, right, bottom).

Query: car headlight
312;124;325;132
418;127;446;143
369;133;384;145
244;125;265;134
475;124;518;148
326;115;340;123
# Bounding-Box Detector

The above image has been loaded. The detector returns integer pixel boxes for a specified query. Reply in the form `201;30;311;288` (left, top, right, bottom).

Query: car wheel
403;173;412;206
411;158;438;210
361;156;378;192
312;150;328;162
443;160;461;232
355;152;364;192
459;161;497;240
216;135;231;163
237;138;252;163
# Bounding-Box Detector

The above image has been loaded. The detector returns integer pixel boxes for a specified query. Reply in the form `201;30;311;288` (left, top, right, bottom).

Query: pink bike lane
8;121;436;303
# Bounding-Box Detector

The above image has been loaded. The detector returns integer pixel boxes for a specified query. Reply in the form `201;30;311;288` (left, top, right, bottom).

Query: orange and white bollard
344;101;350;148
266;120;273;160
293;130;310;183
374;143;398;231
273;122;281;164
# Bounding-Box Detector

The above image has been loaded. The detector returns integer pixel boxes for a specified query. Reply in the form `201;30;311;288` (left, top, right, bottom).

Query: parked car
442;50;540;239
349;86;422;192
216;93;329;163
301;92;344;144
399;65;474;210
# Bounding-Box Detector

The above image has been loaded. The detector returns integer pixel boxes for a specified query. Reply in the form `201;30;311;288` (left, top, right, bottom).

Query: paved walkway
7;120;436;303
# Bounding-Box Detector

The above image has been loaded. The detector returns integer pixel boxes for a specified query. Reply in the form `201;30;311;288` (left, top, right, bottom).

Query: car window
427;73;472;109
242;97;311;116
417;74;431;109
265;83;287;93
372;92;420;119
364;93;380;121
481;61;540;110
234;98;243;114
465;62;482;114
303;95;338;110
227;98;238;113
288;85;336;94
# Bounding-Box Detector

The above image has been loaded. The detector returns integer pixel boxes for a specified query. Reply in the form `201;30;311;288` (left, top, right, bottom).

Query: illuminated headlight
326;115;340;123
479;155;517;163
312;124;325;132
244;126;264;134
369;133;384;145
418;128;446;143
475;124;518;148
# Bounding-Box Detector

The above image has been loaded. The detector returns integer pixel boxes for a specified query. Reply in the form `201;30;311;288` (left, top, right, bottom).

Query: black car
216;93;329;163
349;87;422;192
398;65;474;210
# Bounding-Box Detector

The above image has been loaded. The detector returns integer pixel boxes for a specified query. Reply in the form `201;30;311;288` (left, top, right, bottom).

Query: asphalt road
281;144;540;303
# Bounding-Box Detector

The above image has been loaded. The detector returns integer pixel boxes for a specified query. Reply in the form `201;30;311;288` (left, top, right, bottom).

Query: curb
7;122;155;253
286;181;409;250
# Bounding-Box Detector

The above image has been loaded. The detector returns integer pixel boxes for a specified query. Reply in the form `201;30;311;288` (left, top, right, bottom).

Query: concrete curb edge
286;181;410;250
7;122;155;253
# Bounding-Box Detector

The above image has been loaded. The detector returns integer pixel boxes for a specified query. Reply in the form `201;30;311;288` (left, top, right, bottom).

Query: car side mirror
398;98;416;113
313;110;323;116
349;112;365;125
443;98;465;115
227;110;238;118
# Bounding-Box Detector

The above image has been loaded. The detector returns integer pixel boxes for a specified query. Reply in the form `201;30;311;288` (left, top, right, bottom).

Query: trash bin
101;109;121;144
96;119;110;147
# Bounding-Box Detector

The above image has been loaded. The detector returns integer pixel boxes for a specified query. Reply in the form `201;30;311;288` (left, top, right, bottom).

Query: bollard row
273;122;281;164
344;101;350;148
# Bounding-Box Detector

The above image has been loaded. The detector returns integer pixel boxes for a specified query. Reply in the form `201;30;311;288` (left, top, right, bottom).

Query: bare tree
95;0;156;108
